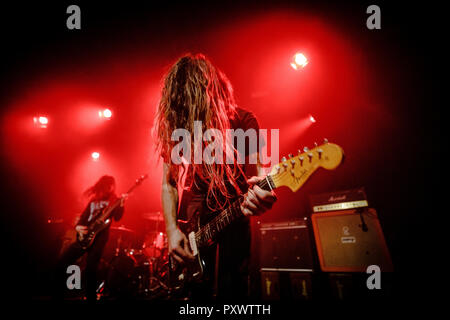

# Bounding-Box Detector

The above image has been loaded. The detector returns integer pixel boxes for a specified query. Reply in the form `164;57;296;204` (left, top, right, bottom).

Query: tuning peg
299;156;304;165
281;157;288;169
323;138;328;144
314;142;318;147
317;148;323;159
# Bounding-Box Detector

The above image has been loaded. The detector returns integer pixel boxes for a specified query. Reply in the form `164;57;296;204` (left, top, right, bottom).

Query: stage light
39;116;49;125
295;53;308;67
98;108;112;119
91;152;100;161
309;115;316;123
291;53;308;69
33;116;49;128
103;109;112;118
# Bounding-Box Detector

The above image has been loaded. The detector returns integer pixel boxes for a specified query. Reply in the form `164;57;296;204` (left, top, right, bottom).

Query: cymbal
111;225;134;233
142;212;164;221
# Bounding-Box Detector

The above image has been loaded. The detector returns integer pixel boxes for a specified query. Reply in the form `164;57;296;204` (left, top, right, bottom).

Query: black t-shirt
77;195;124;226
178;107;264;221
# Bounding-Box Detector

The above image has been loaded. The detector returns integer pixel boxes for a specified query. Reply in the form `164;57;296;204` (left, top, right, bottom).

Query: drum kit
97;211;171;299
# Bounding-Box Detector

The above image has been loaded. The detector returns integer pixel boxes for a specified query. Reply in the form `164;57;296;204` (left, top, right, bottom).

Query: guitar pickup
188;232;198;256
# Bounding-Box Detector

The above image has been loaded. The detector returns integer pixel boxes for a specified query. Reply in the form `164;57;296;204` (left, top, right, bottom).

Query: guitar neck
195;175;275;248
98;197;122;222
96;180;140;222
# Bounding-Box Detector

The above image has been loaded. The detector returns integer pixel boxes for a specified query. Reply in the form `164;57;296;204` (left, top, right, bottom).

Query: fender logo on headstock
293;168;308;184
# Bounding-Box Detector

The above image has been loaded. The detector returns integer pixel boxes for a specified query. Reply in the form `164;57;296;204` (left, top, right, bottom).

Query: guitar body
168;206;245;294
168;215;206;294
77;210;113;250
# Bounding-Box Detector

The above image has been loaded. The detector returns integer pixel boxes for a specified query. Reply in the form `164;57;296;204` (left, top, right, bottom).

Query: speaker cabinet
311;208;393;272
260;271;312;300
259;219;313;272
260;271;280;300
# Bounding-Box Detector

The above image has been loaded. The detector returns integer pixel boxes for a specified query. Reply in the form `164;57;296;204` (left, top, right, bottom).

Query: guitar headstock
269;140;344;192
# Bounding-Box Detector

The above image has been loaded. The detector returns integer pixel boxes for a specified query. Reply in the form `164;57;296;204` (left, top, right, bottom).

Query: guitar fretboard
194;175;275;248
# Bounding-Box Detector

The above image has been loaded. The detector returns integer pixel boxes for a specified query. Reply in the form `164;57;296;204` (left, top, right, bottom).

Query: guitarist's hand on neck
240;176;277;216
120;193;128;207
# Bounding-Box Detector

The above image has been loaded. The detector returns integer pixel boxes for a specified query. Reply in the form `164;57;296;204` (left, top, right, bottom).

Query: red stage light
33;116;49;128
99;108;112;119
39;116;49;124
291;53;308;70
91;152;100;161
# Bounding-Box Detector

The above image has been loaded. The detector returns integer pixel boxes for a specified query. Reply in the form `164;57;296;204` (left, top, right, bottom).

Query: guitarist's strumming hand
241;176;277;216
167;227;195;263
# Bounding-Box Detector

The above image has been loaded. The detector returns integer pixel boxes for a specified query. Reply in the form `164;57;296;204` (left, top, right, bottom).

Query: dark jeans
218;218;251;300
54;229;109;301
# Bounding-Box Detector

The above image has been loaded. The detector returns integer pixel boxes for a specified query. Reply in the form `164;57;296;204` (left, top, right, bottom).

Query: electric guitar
77;174;148;250
168;141;344;292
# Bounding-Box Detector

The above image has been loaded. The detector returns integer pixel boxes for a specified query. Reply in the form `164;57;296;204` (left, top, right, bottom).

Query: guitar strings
194;173;285;244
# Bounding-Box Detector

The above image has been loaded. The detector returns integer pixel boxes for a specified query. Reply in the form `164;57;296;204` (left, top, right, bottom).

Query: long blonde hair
154;53;244;211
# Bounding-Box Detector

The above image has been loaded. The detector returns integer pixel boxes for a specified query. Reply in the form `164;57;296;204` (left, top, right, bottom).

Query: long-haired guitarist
55;175;125;301
154;54;277;300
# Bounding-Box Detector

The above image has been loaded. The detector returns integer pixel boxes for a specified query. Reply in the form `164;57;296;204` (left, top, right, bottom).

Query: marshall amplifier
309;187;369;213
311;208;393;272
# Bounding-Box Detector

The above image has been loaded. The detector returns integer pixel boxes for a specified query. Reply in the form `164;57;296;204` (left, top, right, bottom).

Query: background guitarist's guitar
76;174;148;250
169;141;344;293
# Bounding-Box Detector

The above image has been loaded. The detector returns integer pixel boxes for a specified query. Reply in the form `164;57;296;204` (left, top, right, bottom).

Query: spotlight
309;115;316;123
91;152;100;161
99;108;112;119
33;116;49;128
291;53;308;70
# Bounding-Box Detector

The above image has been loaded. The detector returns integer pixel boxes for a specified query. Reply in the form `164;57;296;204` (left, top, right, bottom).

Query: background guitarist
54;175;125;301
154;54;277;300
